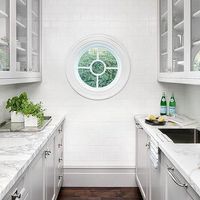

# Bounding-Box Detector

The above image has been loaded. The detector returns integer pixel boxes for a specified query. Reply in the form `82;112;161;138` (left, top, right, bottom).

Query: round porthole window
66;35;131;100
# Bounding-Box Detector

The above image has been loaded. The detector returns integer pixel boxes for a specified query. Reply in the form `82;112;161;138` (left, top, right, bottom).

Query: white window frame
66;35;131;100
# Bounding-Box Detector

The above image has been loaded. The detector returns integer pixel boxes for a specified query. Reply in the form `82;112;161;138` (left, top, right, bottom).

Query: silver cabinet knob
145;142;150;148
11;190;21;200
58;143;63;148
45;150;51;158
59;158;63;162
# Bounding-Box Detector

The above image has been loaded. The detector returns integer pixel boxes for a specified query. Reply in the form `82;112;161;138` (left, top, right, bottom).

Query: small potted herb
6;92;28;123
22;101;45;127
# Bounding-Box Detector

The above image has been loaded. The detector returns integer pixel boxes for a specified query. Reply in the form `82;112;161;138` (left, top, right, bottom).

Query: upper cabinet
191;0;200;72
158;0;200;84
0;0;10;72
0;0;41;85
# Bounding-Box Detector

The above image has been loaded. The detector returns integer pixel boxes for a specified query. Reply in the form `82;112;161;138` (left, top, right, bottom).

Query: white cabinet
135;121;200;200
161;152;200;200
136;121;163;200
150;158;163;200
158;0;200;84
30;151;44;200
3;170;30;200
0;0;41;85
3;122;64;200
45;138;55;200
135;122;150;200
54;127;64;199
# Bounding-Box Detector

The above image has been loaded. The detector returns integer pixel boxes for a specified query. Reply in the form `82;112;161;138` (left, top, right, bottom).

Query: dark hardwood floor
57;187;142;200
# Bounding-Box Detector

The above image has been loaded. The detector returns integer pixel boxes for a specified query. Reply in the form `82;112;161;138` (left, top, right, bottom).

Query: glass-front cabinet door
16;0;28;72
0;0;10;72
0;0;41;84
160;0;168;73
191;0;200;72
31;0;40;72
172;0;184;72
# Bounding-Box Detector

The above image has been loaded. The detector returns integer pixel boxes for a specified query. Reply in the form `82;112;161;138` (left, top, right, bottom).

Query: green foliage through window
78;47;119;88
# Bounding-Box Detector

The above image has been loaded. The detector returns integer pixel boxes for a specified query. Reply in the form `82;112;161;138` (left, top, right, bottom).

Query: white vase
24;116;38;127
11;111;24;123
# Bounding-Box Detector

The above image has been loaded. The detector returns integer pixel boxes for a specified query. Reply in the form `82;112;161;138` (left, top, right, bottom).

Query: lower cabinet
150;157;162;200
30;152;44;200
135;122;150;200
161;152;200;200
55;128;64;198
3;122;64;200
135;121;200;200
45;138;55;200
3;170;30;200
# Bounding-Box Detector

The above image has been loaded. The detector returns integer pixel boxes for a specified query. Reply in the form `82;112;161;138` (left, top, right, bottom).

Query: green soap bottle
169;93;176;116
160;92;167;115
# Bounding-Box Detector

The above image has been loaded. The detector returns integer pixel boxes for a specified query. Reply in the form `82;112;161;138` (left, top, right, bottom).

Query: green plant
6;92;28;113
22;101;45;125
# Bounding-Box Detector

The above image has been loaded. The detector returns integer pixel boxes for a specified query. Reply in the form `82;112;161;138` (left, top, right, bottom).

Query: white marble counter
135;115;200;197
0;115;65;200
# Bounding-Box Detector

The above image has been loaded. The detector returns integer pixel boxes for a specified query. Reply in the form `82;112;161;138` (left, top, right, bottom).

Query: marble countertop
0;115;65;200
135;115;200;197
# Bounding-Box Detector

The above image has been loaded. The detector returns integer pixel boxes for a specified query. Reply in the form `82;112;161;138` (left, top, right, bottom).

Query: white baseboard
63;168;136;187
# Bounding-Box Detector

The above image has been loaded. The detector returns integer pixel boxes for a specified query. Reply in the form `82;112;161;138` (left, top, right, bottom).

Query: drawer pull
167;167;188;188
59;158;63;162
58;144;63;148
58;129;62;133
45;150;51;158
11;188;25;200
136;122;143;130
145;142;150;148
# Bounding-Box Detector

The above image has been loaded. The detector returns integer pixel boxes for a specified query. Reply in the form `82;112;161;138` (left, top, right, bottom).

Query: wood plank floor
57;187;143;200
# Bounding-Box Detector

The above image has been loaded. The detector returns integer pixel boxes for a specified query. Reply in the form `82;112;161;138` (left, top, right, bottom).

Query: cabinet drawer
56;131;63;150
161;152;200;200
3;171;29;200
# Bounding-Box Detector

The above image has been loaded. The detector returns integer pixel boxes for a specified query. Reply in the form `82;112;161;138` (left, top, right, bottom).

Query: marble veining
0;115;65;200
135;115;200;197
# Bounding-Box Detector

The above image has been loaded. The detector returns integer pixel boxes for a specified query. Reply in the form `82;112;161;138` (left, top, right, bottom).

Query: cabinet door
0;0;10;72
30;153;44;200
191;0;200;72
136;123;150;200
150;160;163;200
45;138;55;200
161;154;195;200
31;0;40;72
165;168;193;200
55;128;64;198
16;0;28;72
171;0;185;72
160;0;169;73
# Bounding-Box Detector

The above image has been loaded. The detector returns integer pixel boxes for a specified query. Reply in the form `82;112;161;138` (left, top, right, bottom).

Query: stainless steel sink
159;128;200;143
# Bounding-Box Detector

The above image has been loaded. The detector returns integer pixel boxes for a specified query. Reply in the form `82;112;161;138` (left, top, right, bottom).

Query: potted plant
22;101;45;127
6;92;28;123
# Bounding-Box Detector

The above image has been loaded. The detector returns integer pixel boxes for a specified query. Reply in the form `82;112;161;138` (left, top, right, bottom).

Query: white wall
16;0;185;186
181;85;200;121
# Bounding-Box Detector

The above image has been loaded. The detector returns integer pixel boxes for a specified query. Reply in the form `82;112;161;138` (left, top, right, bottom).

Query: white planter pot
24;116;38;127
11;111;24;123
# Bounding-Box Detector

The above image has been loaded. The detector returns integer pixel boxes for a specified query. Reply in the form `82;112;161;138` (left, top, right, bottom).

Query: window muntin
77;47;119;89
